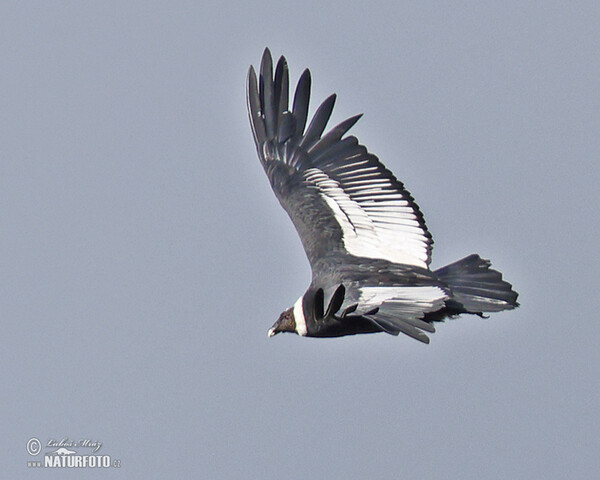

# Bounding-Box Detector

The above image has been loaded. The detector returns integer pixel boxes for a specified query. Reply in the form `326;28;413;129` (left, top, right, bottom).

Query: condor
247;49;518;343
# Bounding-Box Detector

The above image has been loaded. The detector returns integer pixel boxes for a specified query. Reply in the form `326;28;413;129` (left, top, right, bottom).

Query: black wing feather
273;56;289;120
291;69;311;143
308;114;363;157
259;49;277;139
246;66;266;147
298;94;337;150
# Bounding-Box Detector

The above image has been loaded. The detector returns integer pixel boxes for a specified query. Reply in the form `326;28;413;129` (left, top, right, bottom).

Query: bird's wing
353;285;447;343
317;281;447;343
247;49;433;271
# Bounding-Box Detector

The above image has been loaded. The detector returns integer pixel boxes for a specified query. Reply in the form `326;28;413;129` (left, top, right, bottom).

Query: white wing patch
304;168;430;268
358;286;446;308
356;286;447;341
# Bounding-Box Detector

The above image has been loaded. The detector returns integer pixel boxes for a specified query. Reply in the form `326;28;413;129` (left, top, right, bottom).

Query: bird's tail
434;254;519;315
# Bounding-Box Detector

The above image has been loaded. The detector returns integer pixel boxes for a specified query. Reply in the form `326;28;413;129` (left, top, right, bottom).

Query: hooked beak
267;322;280;338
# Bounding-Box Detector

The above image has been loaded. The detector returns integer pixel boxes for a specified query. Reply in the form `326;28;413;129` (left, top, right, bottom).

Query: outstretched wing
352;285;447;343
317;282;448;343
247;49;433;271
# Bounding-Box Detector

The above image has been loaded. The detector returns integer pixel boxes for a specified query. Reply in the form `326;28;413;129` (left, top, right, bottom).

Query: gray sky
2;1;599;478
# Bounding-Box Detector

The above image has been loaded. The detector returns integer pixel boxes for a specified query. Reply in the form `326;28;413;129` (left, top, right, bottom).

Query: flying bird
247;49;518;343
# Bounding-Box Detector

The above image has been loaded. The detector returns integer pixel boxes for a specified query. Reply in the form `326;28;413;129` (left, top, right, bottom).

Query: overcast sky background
2;1;599;479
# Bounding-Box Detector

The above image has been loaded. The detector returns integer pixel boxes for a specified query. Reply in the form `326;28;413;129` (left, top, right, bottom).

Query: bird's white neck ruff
293;296;307;336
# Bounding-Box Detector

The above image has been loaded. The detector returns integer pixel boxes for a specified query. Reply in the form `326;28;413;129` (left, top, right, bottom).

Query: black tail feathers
434;254;519;316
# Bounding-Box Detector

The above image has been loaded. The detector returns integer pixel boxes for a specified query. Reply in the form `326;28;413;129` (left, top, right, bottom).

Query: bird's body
247;49;518;343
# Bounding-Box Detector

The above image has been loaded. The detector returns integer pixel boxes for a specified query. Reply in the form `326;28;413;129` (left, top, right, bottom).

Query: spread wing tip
250;50;364;155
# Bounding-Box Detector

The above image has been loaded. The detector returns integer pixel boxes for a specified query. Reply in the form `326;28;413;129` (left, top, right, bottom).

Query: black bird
247;49;518;343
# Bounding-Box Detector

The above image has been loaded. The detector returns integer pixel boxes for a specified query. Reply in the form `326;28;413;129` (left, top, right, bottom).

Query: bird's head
267;307;297;337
